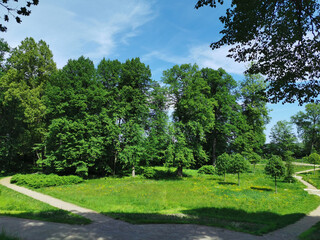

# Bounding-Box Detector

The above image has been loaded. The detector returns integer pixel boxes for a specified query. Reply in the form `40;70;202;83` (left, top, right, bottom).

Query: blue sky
2;0;305;142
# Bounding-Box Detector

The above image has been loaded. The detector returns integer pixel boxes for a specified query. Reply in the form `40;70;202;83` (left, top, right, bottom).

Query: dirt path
1;169;320;240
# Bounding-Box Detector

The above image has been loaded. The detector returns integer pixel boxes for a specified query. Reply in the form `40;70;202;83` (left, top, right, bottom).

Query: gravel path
1;169;320;240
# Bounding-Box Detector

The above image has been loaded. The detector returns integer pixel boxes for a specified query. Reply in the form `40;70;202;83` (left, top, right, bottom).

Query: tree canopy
195;0;320;105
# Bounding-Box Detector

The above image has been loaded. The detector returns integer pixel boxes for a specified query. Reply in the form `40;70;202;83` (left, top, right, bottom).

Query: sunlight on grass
0;184;90;224
37;166;320;235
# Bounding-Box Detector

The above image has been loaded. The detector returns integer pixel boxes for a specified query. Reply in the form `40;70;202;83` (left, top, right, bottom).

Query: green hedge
11;174;83;188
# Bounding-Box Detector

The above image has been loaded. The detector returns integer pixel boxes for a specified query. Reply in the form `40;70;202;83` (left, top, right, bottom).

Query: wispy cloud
4;0;156;68
143;44;247;75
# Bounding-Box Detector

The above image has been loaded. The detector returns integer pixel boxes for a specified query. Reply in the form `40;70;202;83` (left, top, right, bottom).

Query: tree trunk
238;172;240;186
132;165;135;177
212;137;217;165
275;176;277;193
113;151;117;176
177;165;183;177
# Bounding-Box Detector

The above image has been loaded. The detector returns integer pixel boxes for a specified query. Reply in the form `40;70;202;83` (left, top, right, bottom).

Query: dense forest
0;37;318;177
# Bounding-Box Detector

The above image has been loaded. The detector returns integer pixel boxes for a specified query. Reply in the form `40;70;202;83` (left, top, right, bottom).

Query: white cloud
3;0;155;68
143;44;247;75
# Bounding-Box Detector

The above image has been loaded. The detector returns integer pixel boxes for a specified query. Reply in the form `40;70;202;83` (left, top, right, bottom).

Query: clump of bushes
197;165;216;175
11;174;84;188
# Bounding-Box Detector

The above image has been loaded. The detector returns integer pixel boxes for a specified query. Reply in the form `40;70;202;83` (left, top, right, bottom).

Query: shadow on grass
102;207;307;235
0;210;91;225
250;187;272;192
218;182;237;186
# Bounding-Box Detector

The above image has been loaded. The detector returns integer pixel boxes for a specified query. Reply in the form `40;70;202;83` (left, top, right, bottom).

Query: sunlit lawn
300;170;320;189
36;166;320;235
0;183;90;224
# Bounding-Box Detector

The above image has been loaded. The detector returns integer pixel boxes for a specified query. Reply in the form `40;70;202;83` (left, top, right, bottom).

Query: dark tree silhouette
0;0;39;32
196;0;320;105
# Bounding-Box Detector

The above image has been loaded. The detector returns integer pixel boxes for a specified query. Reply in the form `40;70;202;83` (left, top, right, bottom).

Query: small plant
265;155;285;193
216;153;231;182
197;165;216;175
244;152;262;171
283;151;295;183
308;152;320;174
228;153;250;186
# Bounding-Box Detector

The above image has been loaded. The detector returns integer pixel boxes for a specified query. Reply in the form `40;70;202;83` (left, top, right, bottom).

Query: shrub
142;168;157;179
11;174;83;188
198;165;216;175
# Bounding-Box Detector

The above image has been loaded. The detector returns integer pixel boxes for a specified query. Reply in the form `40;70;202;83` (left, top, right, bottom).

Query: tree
265;155;285;193
163;64;216;174
228;153;249;186
0;0;39;32
0;37;56;171
144;82;170;166
283;151;295;182
201;68;238;165
269;121;297;156
44;56;106;176
196;0;320;105
216;153;231;182
245;152;262;170
308;152;320;174
292;103;320;154
233;72;269;154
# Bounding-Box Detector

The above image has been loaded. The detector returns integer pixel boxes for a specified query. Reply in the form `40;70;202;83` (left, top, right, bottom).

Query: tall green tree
163;64;216;175
44;56;106;176
144;82;170;166
269;120;297;156
201;68;238;165
233;72;269;154
0;37;56;171
195;0;320;104
292;103;320;154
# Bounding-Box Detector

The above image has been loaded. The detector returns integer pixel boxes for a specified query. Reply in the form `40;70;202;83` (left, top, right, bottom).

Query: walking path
1;167;320;240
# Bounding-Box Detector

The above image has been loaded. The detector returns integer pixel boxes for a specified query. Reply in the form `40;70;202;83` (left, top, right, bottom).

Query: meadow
33;166;320;235
0;179;90;225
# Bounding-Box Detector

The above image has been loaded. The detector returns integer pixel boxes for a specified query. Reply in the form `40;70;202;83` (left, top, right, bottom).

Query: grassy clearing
300;170;320;189
36;165;320;235
294;165;319;173
0;184;90;225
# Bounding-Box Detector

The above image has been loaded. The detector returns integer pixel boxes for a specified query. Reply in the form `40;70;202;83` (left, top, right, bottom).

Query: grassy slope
0;184;90;225
36;166;320;235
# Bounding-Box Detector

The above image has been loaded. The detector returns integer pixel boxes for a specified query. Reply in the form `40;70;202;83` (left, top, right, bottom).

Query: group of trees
267;103;320;159
0;37;270;177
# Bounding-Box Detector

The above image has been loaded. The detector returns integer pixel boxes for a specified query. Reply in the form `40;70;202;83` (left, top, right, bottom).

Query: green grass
299;221;320;240
0;184;90;225
35;166;320;235
300;170;320;189
294;165;318;173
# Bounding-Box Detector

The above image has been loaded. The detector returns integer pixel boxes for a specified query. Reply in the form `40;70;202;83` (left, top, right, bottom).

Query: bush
11;174;84;188
142;168;157;179
198;165;216;175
